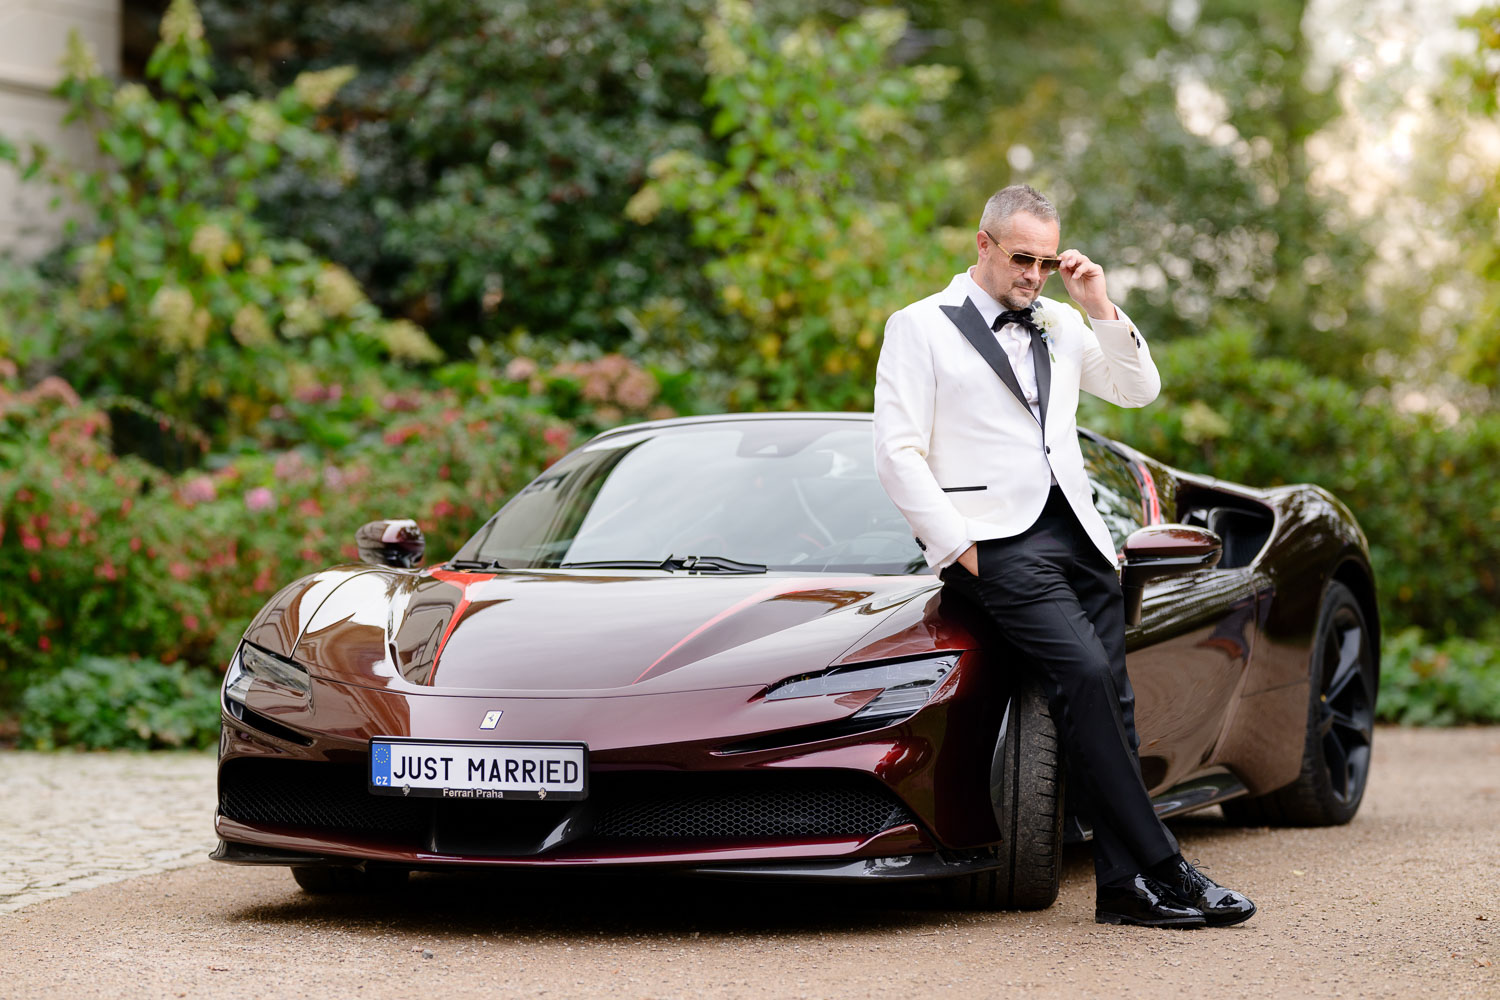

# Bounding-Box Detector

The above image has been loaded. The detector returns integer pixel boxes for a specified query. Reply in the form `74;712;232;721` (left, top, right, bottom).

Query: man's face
976;212;1061;311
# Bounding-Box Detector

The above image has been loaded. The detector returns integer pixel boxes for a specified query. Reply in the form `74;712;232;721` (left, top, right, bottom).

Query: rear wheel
1222;581;1378;826
946;681;1064;910
291;866;408;895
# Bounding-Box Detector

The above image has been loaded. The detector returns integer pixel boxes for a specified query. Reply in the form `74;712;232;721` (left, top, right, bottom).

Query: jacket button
1045;445;1051;454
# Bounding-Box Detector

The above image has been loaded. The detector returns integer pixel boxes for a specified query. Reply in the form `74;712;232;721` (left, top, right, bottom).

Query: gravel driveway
0;726;1495;999
0;750;216;914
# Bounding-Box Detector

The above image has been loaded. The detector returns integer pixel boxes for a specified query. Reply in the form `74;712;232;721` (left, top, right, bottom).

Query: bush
630;1;967;410
0;352;667;706
1378;628;1500;725
0;0;440;451
1080;326;1500;637
19;655;221;750
191;0;724;358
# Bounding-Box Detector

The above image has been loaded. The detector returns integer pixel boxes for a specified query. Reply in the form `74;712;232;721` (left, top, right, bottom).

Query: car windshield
453;419;930;574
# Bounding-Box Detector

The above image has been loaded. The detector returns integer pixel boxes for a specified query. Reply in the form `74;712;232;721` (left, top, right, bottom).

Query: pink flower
383;425;422;446
616;369;657;410
506;357;538;381
597;354;629;379
181;476;217;504
245;487;275;512
580;374;612;403
274;451;306;480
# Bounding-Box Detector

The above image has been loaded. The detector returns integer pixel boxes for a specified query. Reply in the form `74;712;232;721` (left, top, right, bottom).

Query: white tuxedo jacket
873;271;1160;571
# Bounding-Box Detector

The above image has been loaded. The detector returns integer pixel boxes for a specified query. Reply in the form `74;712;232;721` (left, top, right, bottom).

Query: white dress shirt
964;267;1044;423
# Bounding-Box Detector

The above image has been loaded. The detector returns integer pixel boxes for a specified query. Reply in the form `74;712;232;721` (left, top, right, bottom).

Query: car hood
288;568;965;695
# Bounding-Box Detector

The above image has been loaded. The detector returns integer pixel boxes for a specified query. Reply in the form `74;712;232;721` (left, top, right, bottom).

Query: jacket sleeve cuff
1088;308;1143;349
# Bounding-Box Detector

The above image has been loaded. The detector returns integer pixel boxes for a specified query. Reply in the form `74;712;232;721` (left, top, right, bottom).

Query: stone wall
0;0;120;258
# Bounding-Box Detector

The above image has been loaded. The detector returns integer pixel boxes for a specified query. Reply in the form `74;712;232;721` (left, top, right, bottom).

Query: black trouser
938;485;1179;887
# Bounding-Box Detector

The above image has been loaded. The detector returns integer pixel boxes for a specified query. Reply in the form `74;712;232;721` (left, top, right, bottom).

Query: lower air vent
592;773;914;840
218;759;917;850
219;759;430;836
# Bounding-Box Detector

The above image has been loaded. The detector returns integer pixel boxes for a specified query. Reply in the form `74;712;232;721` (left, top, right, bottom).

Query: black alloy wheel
1222;580;1378;826
1314;593;1378;807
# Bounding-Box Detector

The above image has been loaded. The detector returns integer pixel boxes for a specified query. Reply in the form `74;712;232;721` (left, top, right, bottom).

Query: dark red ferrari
212;413;1379;908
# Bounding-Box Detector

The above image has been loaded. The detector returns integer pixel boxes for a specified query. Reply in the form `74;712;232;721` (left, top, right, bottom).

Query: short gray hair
979;184;1058;235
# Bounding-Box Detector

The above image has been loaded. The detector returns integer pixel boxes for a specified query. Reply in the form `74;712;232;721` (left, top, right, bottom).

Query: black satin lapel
1030;326;1052;429
940;299;1029;414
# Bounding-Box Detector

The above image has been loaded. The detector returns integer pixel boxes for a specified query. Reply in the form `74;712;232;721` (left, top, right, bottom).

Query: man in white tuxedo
873;184;1255;928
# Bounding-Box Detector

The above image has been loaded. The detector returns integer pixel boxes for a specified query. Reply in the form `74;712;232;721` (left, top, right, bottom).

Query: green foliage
1378;628;1500;726
187;0;723;359
19;655;221;750
908;0;1391;376
0;0;440;449
0;353;664;702
1443;5;1500;393
1080;327;1500;636
633;1;966;410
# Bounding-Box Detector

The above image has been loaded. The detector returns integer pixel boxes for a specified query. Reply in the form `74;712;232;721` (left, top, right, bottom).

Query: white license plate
369;738;587;800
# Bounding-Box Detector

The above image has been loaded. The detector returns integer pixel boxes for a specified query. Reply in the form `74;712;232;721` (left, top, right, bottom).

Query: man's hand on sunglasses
1059;249;1116;321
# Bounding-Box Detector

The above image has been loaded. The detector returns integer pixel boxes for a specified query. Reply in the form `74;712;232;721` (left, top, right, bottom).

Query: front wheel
1222;580;1378;826
946;681;1064;910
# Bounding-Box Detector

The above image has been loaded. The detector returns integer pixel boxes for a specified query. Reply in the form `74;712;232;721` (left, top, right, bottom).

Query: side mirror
355;519;426;568
1119;525;1223;626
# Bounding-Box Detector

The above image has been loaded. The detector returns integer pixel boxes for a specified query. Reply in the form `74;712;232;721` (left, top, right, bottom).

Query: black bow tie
994;308;1040;334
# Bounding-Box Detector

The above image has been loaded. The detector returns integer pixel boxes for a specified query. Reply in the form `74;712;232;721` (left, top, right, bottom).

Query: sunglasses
983;231;1062;273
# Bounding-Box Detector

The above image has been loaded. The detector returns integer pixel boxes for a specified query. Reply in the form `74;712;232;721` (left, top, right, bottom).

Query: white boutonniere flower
1032;304;1057;362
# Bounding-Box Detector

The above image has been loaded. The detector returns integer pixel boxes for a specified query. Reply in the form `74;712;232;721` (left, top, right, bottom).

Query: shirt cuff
932;539;971;573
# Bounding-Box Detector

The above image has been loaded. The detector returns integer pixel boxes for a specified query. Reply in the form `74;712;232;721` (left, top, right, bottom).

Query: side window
1079;434;1147;553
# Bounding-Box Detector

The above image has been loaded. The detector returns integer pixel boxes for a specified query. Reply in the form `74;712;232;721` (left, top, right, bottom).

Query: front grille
219;759;916;850
219;759;430;836
592;773;914;840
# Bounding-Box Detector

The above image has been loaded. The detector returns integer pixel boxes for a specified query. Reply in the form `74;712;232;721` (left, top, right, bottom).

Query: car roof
586;411;874;445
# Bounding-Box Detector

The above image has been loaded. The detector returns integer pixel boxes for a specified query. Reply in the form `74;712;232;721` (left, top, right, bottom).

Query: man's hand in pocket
957;543;979;576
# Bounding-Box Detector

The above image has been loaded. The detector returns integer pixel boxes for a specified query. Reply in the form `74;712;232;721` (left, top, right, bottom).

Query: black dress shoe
1095;875;1206;928
1156;859;1257;927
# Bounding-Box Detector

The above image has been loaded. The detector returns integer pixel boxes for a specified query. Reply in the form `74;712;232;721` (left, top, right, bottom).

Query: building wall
0;0;120;258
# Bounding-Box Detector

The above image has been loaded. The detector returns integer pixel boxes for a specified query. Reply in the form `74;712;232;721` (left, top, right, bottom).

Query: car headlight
224;642;311;705
764;654;959;720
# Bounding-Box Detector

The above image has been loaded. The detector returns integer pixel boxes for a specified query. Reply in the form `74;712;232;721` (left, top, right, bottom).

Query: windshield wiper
446;558;505;571
559;554;768;574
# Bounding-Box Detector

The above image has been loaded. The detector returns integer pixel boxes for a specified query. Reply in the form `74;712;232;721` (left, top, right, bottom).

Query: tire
291;866;408;895
946;680;1064;910
1222;581;1378;827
